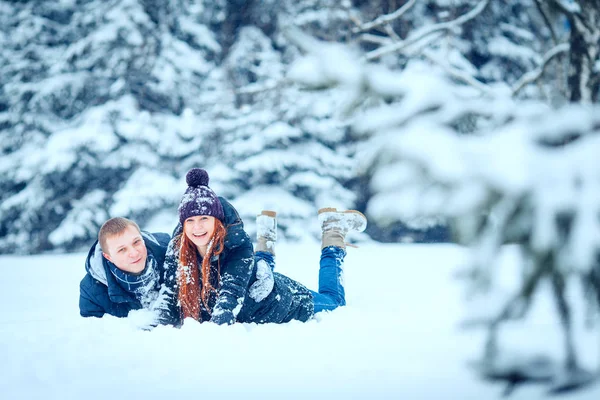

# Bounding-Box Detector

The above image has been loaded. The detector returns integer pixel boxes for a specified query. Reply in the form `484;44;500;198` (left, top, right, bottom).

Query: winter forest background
2;0;600;397
3;0;600;253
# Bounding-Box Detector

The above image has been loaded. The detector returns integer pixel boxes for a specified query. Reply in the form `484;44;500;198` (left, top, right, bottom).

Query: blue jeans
254;246;346;314
311;246;347;313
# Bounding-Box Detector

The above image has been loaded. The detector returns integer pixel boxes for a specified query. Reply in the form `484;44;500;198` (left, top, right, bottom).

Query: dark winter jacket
79;231;170;318
158;197;314;326
242;269;314;324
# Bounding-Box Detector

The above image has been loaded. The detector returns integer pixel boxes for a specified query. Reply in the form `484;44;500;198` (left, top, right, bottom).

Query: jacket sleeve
79;278;106;317
154;238;182;327
210;240;255;325
79;276;130;318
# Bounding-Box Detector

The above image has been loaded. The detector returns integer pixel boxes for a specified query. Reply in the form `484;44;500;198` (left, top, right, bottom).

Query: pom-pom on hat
178;168;225;224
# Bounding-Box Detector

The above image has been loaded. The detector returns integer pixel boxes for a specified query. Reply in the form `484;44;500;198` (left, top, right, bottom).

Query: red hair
177;219;227;321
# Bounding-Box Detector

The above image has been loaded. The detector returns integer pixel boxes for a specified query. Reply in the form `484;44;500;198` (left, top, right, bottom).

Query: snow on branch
358;33;393;47
550;0;583;15
286;29;600;392
352;0;417;34
365;0;491;61
422;48;493;95
512;43;570;96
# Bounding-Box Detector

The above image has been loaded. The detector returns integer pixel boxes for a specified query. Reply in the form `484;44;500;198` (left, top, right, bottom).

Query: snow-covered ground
0;243;598;399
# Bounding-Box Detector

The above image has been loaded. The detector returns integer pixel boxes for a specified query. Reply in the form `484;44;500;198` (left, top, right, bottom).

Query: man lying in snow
79;217;170;318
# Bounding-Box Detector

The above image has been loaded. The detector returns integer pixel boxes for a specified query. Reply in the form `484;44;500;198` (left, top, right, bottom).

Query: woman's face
184;215;216;250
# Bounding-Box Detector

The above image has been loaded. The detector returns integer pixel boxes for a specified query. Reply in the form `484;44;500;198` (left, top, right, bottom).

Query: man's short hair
98;217;141;254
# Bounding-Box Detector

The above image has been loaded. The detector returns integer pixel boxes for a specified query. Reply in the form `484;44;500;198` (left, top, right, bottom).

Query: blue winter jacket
158;197;313;326
79;231;170;318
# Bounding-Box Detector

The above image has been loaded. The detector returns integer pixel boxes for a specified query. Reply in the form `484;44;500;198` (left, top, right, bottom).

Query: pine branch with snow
285;20;600;393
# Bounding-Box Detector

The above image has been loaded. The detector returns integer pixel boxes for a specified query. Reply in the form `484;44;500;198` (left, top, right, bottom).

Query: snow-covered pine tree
209;0;365;242
1;0;383;252
0;0;226;253
307;0;583;241
284;0;600;394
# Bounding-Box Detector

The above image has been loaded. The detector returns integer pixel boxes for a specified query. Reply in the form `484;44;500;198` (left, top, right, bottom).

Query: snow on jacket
158;197;314;326
79;231;170;318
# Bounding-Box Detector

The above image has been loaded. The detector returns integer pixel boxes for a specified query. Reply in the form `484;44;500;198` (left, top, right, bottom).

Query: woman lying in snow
157;168;367;326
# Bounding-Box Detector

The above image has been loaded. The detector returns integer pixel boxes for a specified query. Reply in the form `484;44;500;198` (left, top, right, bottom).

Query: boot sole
318;207;366;219
318;207;367;233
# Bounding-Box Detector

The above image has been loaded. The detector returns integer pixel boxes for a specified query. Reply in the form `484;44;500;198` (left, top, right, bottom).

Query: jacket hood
86;241;107;285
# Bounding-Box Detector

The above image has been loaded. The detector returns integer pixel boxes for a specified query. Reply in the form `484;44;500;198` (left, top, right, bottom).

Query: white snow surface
0;243;598;399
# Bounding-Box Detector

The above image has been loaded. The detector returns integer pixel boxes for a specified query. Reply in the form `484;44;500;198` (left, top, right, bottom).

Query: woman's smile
184;215;216;252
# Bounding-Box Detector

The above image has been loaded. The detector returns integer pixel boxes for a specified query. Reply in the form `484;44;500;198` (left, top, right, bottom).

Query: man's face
103;225;148;274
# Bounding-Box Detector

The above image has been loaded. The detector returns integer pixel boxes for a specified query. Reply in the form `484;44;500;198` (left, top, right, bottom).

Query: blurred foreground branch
285;26;600;395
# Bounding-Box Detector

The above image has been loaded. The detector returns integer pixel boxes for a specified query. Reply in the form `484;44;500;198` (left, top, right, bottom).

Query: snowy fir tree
0;0;368;252
284;0;600;395
0;0;226;252
216;2;361;241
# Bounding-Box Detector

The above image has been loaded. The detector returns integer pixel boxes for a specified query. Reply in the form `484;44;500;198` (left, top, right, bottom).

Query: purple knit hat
178;168;225;224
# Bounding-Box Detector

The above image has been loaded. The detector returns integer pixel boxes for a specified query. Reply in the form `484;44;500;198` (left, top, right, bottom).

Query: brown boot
256;210;277;254
318;207;367;249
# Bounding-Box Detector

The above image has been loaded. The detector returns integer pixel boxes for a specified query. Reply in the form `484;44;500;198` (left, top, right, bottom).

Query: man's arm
79;275;131;318
79;279;106;318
